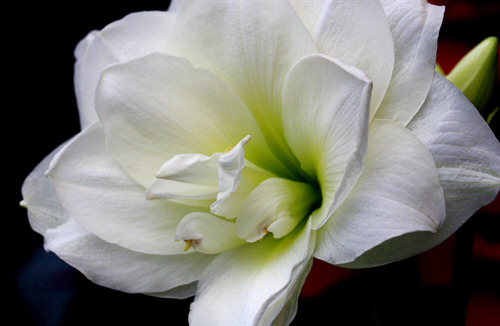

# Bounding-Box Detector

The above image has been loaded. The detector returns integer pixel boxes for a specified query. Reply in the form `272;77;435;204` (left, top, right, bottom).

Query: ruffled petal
74;11;174;128
155;153;220;186
166;0;318;177
236;178;319;242
146;153;220;201
315;119;445;265
96;53;281;187
47;123;203;255
146;179;218;201
44;218;214;297
215;136;251;206
174;212;246;254
340;73;500;268
292;0;394;118
210;161;275;219
282;54;372;229
189;220;315;326
374;0;444;125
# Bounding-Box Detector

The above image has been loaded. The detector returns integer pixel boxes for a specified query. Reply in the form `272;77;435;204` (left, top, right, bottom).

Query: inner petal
175;212;246;255
145;152;220;201
216;135;251;204
236;178;320;242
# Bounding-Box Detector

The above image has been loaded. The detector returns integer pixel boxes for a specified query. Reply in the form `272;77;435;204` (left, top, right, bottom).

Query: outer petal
189;220;315;326
21;143;69;235
292;0;394;118
44;218;214;297
74;11;174;128
166;0;318;178
96;53;283;187
47;123;202;255
282;54;372;229
374;0;444;125
341;73;500;268
315;119;445;265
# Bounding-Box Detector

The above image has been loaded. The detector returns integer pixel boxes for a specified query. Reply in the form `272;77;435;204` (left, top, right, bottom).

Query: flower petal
189;220;315;326
315;119;445;265
282;54;372;229
214;136;250;206
210;161;275;219
174;212;246;254
166;0;318;178
292;0;394;118
374;0;444;125
236;178;319;242
155;153;221;186
74;11;174;128
145;152;220;201
96;53;283;187
47;123;203;255
146;179;218;201
44;218;214;297
339;73;500;268
21;143;69;235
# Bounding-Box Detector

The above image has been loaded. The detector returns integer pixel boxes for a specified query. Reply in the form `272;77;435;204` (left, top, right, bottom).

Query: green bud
446;36;498;113
487;107;498;125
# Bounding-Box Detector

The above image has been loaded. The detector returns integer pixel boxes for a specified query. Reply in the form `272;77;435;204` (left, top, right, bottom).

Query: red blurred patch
300;258;358;298
429;0;500;23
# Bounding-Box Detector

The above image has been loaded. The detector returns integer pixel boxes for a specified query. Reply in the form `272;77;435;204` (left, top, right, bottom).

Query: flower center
146;135;322;254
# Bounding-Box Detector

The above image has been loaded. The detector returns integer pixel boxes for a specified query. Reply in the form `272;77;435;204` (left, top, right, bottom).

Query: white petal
146;179;218;201
189;220;315;326
374;0;444;125
155;153;220;185
146;281;199;300
96;53;282;187
257;257;313;326
210;161;275;219
47;123;203;255
315;119;445;265
74;11;174;128
145;152;220;201
44;218;214;296
236;178;319;242
166;0;318;178
214;135;251;207
21;143;69;235
288;1;329;34
340;73;500;268
282;54;372;229
299;0;395;118
174;212;246;254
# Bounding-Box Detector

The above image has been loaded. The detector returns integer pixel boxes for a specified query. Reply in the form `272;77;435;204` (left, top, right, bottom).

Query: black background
8;1;499;325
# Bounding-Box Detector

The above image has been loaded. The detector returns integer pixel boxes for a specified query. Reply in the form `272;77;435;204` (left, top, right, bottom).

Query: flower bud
446;36;498;113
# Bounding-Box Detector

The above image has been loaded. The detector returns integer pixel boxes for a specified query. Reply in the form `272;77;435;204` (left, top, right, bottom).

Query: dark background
8;1;499;325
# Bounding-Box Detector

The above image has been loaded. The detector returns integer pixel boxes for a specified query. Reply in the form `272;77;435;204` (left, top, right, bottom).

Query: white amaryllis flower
22;0;500;325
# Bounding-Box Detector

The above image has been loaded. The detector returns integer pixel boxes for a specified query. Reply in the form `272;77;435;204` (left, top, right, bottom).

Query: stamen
183;240;192;251
224;146;233;152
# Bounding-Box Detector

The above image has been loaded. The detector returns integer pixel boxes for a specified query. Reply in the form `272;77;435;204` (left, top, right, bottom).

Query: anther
183;240;192;251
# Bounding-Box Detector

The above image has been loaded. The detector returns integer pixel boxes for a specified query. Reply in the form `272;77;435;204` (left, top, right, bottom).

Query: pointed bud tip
447;36;498;112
